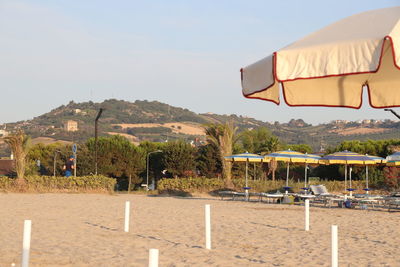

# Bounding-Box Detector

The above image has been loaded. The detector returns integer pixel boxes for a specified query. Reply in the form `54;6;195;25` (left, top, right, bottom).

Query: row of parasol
225;150;400;195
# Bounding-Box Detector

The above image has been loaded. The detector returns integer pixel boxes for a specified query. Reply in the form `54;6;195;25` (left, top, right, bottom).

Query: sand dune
0;193;399;266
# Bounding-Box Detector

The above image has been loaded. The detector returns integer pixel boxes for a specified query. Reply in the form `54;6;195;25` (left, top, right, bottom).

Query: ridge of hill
2;99;400;151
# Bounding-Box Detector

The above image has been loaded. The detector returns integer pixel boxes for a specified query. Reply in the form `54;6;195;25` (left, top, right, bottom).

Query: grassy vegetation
157;177;382;195
0;175;116;193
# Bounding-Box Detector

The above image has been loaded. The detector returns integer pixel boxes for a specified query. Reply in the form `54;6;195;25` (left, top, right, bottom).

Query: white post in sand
331;225;338;267
149;248;159;267
124;201;130;232
205;204;211;250
305;199;310;231
22;220;32;267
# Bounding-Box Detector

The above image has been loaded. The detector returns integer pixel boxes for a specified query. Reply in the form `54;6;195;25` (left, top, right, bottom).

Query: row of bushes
0;175;116;193
157;177;376;194
0;175;385;195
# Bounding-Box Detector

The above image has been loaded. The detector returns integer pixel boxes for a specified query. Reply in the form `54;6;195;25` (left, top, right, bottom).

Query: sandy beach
0;193;399;266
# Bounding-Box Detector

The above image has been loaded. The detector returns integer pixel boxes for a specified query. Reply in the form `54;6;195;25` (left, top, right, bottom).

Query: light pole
384;108;400;120
53;150;61;177
94;108;104;175
146;150;162;191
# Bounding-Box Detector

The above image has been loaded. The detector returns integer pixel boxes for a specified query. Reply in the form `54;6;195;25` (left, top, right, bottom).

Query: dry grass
329;127;388;136
113;122;205;135
31;137;72;145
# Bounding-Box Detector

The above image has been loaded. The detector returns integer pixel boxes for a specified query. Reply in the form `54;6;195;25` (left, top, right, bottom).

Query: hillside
1;99;400;154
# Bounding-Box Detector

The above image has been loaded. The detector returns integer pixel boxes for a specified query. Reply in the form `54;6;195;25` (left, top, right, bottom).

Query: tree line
4;122;400;190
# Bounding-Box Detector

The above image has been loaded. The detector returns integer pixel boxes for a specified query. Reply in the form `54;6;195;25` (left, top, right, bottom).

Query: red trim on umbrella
242;36;400;108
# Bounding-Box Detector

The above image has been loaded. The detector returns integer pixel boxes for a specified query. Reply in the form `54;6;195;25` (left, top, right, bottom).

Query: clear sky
1;0;399;125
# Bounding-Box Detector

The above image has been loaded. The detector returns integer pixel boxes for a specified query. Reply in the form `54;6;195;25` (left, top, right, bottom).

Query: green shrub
0;176;13;190
0;175;116;193
157;177;383;195
158;177;224;193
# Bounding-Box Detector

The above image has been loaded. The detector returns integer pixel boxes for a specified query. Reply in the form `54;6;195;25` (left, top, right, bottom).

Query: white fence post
331;225;338;267
205;204;211;250
305;199;310;231
124;201;130;232
22;220;32;267
149;248;159;267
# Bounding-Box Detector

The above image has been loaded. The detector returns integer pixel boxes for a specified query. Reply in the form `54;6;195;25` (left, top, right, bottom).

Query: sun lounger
386;198;400;211
309;185;345;208
294;194;316;201
309;185;337;196
257;192;284;203
352;194;385;209
219;190;246;200
383;193;400;211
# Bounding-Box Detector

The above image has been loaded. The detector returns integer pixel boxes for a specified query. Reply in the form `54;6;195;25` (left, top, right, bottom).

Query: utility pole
95;108;104;175
384;108;400;120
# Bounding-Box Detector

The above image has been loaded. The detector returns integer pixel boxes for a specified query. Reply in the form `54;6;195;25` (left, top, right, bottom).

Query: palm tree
204;121;238;186
4;130;30;184
264;136;281;181
267;159;278;181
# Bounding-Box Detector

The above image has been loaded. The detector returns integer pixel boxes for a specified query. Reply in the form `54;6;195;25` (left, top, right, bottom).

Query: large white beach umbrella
241;7;400;108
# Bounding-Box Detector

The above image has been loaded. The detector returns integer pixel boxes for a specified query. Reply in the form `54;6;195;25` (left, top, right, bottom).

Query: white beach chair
309;185;344;208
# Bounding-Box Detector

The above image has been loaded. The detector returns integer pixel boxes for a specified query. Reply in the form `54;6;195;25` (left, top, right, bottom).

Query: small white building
64;120;78;132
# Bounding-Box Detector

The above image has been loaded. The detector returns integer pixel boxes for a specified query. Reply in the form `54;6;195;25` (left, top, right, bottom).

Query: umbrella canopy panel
264;150;310;162
363;155;387;164
224;152;266;162
264;150;317;191
224;152;266;190
241;7;400;108
303;153;321;164
386;151;400;161
320;151;380;194
320;151;376;165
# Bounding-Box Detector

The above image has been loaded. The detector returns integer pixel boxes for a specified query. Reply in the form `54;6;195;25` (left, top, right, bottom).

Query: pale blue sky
1;0;399;125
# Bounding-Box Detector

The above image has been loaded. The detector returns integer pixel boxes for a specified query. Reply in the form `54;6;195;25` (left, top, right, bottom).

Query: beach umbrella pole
304;163;308;188
349;167;353;197
366;165;369;194
245;160;249;201
286;162;290;194
253;162;256;180
344;164;347;194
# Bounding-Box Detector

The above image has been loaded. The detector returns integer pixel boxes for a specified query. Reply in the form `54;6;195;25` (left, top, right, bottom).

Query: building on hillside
332;120;349;125
63;120;78;132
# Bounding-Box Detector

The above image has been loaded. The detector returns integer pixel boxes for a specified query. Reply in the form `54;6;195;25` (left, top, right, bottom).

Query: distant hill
2;99;400;154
